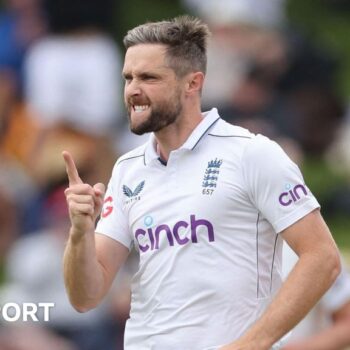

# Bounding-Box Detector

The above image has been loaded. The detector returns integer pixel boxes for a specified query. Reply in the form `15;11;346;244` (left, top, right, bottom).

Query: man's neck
155;109;203;161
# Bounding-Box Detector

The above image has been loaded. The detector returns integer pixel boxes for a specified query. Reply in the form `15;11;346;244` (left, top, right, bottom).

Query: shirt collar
144;108;220;165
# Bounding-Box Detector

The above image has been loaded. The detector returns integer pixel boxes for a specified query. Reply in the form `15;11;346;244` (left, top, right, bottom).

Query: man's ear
185;72;205;95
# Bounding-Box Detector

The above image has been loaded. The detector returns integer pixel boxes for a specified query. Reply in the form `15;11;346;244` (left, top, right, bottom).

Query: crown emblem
202;158;223;194
208;158;223;168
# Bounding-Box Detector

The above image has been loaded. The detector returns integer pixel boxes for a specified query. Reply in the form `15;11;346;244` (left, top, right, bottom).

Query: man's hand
62;151;105;237
62;151;128;312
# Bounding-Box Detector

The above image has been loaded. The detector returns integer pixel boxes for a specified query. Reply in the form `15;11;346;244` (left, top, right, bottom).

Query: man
63;16;340;350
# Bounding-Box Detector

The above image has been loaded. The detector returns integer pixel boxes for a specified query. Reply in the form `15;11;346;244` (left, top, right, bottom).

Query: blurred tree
287;0;350;98
286;0;350;251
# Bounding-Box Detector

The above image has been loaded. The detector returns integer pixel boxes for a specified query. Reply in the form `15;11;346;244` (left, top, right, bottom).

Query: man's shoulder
207;118;261;156
211;118;287;164
115;143;147;168
108;144;147;182
210;118;254;140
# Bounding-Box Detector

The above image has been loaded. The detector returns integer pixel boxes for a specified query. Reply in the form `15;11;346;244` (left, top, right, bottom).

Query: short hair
123;15;210;77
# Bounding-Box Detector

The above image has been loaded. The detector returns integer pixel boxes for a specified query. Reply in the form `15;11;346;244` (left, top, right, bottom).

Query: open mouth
133;105;150;113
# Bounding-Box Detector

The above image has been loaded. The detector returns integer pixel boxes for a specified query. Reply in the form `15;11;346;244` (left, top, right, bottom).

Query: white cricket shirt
96;108;320;350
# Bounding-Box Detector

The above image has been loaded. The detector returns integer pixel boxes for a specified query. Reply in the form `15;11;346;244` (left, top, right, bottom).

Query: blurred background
0;0;350;349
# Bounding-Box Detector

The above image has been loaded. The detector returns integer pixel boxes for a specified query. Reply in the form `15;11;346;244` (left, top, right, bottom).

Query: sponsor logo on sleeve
279;183;308;206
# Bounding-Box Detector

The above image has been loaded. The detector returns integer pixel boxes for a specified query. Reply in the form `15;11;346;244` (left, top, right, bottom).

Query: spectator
24;0;123;137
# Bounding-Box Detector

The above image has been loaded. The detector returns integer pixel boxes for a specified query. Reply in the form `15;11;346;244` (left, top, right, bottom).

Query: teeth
134;105;149;113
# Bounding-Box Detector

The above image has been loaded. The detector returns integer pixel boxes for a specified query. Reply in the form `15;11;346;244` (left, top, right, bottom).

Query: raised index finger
62;150;83;186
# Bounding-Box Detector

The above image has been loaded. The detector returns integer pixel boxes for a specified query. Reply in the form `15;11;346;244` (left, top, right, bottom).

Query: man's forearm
63;228;106;312
241;250;339;349
221;247;340;350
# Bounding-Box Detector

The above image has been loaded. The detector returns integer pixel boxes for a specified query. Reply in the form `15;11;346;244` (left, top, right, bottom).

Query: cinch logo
279;184;308;206
134;215;215;253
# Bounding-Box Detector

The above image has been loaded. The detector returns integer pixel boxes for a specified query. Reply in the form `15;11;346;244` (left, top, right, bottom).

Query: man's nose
125;80;142;97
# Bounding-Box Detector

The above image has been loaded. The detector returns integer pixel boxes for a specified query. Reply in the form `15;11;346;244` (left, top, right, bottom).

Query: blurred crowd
0;0;350;349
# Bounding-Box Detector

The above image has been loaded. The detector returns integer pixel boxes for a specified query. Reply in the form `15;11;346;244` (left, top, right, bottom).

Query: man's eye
143;75;156;81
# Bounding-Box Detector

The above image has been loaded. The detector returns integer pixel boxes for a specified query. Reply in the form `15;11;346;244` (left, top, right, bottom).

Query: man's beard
127;90;182;135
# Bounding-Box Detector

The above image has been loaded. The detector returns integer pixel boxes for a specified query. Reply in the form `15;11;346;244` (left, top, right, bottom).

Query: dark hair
123;15;210;77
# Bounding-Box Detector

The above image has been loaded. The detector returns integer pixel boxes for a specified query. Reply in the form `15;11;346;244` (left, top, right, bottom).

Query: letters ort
0;302;54;322
135;215;215;253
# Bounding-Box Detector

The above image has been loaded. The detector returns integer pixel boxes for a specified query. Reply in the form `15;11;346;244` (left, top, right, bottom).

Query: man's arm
62;151;129;312
220;209;341;350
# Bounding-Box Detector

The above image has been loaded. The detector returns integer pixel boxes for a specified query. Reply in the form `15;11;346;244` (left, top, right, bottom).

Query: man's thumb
93;182;106;196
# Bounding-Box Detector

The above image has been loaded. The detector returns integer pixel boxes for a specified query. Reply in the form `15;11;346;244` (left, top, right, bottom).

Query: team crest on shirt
123;181;145;204
202;158;223;195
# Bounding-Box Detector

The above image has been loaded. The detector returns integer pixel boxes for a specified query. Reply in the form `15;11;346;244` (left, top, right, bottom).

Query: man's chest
118;152;256;252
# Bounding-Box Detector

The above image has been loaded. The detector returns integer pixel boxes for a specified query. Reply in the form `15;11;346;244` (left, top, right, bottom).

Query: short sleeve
242;135;320;233
95;166;132;250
